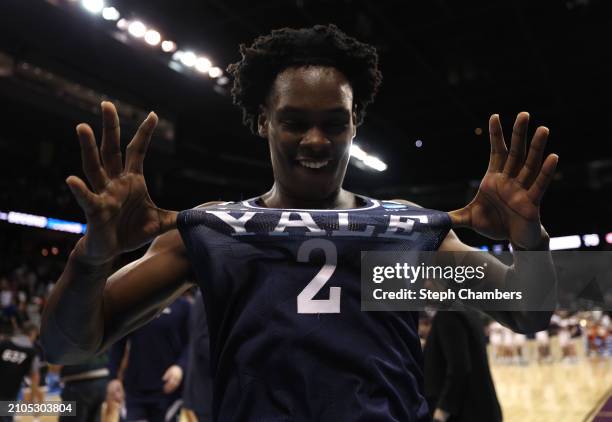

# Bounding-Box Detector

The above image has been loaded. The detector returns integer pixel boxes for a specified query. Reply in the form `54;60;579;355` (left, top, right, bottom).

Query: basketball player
0;322;40;421
41;25;558;421
106;294;190;422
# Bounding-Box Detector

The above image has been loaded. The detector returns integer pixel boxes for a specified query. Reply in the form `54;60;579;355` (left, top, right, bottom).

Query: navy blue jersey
177;196;451;421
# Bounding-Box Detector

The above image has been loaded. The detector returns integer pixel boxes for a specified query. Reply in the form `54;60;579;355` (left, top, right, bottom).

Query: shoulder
195;201;226;209
147;201;226;256
390;199;423;208
391;199;472;251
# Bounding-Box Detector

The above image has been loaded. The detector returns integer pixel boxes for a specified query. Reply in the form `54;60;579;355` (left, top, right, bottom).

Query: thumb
66;176;98;213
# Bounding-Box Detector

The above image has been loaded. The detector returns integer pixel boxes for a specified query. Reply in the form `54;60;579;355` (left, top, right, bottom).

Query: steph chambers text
372;288;523;301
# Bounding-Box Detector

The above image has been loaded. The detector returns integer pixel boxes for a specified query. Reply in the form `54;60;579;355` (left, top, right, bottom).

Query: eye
281;120;308;132
323;121;349;135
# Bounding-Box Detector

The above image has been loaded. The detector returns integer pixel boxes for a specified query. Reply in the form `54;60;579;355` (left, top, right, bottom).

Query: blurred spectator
182;290;212;422
0;321;40;421
59;354;111;422
107;295;191;422
423;310;502;422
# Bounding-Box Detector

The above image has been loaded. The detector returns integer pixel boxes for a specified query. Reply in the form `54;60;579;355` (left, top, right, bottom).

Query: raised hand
67;102;176;264
449;112;558;249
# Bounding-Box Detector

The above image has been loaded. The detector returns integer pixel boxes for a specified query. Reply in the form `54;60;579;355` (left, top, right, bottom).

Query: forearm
41;239;112;364
505;228;556;332
445;227;556;333
30;373;40;402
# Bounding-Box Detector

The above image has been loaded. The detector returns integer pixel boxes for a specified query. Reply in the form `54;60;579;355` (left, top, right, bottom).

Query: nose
301;126;332;154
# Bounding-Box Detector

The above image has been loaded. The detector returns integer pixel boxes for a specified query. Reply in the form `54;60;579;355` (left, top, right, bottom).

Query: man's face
259;66;356;201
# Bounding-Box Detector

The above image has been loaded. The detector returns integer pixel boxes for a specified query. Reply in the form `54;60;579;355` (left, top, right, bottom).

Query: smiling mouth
297;160;330;169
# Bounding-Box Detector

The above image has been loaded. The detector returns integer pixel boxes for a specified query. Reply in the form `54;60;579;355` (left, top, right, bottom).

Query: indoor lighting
128;21;147;38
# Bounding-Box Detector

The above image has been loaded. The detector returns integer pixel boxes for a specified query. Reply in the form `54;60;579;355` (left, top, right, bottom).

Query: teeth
299;160;329;169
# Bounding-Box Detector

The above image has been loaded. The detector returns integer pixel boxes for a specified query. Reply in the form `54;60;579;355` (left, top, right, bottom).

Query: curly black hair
227;24;383;134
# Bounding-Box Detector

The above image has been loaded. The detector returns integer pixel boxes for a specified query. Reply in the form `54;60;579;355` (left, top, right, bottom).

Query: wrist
71;238;116;267
511;226;550;251
158;209;178;234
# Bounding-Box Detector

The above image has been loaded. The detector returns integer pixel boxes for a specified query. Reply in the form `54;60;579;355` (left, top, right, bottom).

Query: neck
260;184;359;210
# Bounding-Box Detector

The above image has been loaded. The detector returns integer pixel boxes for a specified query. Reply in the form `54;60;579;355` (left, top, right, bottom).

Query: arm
395;197;555;333
440;229;555;333
40;102;194;364
398;112;559;333
41;231;193;364
446;113;558;332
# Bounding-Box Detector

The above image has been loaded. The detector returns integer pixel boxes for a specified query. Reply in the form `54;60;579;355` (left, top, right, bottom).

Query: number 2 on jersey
297;239;340;314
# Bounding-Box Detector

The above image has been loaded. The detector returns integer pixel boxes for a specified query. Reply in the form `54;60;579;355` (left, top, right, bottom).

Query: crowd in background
0;259;210;422
1;260;611;422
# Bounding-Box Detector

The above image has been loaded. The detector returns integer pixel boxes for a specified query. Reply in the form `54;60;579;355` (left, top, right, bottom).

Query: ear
351;110;358;139
257;106;269;138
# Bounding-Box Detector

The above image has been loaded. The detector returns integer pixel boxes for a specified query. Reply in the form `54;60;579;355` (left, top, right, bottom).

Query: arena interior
1;1;611;421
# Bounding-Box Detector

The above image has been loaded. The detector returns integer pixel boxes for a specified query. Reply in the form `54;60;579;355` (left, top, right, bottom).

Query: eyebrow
276;106;351;116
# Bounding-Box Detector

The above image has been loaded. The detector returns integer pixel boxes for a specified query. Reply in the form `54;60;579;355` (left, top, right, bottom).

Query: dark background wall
0;0;610;255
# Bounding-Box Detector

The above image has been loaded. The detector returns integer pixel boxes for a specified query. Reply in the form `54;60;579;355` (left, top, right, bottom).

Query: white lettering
378;215;428;239
206;211;259;234
332;212;374;237
273;212;325;236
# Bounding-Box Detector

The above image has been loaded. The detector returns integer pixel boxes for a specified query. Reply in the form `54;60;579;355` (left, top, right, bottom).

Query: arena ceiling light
195;57;212;73
350;144;367;161
350;144;387;172
101;6;120;21
128;21;147;38
208;67;223;78
82;0;104;14
161;40;177;53
363;155;387;172
180;51;197;67
116;18;129;30
61;1;228;86
144;30;162;46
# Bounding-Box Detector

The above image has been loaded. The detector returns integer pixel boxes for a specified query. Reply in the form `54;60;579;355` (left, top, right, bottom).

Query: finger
100;102;123;178
125;112;158;173
66;175;99;214
516;126;549;188
502;112;529;178
76;123;109;192
487;114;508;173
527;154;559;205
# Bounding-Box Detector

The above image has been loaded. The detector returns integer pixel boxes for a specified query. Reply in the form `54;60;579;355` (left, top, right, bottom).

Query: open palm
67;102;175;264
450;112;558;249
